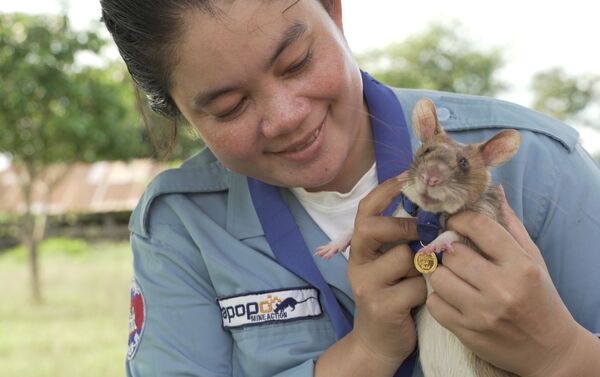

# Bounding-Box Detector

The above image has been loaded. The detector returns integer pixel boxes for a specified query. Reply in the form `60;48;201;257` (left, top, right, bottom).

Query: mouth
270;115;326;162
419;192;441;206
279;126;322;154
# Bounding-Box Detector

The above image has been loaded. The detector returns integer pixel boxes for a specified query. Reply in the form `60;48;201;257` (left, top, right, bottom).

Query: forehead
171;1;315;86
421;138;472;154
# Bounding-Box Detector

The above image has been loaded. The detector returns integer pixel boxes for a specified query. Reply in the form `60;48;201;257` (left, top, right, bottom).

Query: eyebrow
193;21;308;110
193;85;239;110
267;21;308;69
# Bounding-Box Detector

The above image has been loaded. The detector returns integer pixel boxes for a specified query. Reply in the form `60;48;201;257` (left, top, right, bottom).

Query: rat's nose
420;163;446;187
420;173;441;187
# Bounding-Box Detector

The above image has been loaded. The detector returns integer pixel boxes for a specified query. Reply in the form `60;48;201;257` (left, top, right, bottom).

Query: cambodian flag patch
127;278;146;360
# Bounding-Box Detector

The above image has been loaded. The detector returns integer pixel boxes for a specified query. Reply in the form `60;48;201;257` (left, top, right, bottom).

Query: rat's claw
442;243;455;254
315;245;340;259
419;241;453;255
421;230;460;255
315;246;338;260
315;231;353;260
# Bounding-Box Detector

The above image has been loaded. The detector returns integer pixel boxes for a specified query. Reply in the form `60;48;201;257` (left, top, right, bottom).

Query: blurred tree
530;67;599;127
357;21;507;96
0;13;197;303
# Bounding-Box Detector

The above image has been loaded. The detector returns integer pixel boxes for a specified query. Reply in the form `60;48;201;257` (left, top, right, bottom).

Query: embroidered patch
127;278;146;360
217;287;322;330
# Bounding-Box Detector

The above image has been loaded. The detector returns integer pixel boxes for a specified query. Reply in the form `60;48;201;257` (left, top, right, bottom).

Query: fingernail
497;184;505;196
396;171;410;186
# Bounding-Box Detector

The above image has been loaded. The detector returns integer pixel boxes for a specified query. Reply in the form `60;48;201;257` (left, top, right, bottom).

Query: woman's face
170;0;370;191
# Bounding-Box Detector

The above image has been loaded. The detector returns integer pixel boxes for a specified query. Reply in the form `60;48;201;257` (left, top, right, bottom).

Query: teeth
293;128;320;152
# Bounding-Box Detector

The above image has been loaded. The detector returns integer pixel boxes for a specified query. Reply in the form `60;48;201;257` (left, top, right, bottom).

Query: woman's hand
427;187;590;377
347;174;427;369
315;174;428;376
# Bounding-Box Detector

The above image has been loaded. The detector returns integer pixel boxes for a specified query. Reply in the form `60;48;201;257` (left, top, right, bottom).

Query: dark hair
101;0;335;119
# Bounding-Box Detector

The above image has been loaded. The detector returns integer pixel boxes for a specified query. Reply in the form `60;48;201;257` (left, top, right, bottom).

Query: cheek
194;123;259;164
314;53;351;96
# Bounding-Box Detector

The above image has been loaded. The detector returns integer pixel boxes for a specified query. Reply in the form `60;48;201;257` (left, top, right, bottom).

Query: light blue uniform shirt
126;87;600;377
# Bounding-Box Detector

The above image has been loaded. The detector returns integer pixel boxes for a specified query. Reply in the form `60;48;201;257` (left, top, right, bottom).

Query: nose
419;162;447;187
420;173;441;187
259;87;310;138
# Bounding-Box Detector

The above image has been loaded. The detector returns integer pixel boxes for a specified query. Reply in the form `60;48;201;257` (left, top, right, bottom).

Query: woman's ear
328;0;343;30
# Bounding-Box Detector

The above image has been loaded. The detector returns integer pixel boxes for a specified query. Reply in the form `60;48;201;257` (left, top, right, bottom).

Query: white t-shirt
290;164;378;259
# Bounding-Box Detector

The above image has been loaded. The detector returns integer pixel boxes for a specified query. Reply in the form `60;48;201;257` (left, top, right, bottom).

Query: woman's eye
286;50;312;75
216;98;247;121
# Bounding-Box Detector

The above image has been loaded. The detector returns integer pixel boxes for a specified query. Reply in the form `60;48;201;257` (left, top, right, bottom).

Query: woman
101;1;600;376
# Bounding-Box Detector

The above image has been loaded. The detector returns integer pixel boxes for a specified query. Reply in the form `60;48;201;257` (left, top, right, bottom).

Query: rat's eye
422;147;433;155
458;156;469;169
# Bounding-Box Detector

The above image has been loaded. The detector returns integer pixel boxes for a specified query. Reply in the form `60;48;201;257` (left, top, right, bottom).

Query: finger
356;216;418;243
351;216;418;265
441;242;496;290
429;264;481;314
387;274;427;310
355;172;408;220
426;292;464;332
446;211;525;264
497;185;545;266
370;244;418;284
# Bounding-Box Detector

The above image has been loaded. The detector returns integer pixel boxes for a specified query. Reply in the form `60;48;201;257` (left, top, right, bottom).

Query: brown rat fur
402;98;521;377
402;98;521;235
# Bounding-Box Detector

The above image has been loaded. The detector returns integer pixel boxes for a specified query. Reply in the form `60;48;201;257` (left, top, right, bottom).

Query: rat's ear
479;129;521;166
412;98;445;143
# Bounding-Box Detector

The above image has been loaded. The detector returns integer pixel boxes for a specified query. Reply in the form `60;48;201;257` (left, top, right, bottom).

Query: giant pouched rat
315;98;521;377
403;98;520;377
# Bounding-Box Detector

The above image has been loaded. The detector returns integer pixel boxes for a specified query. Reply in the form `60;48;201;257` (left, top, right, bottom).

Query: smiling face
169;0;373;192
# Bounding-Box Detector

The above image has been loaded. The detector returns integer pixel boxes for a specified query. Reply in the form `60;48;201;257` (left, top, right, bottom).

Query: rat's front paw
315;230;353;260
419;230;460;255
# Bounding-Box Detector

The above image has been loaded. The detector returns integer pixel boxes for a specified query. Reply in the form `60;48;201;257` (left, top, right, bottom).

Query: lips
280;127;321;153
269;116;327;163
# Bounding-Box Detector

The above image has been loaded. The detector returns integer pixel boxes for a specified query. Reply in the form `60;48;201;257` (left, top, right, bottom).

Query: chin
293;172;338;191
402;185;465;214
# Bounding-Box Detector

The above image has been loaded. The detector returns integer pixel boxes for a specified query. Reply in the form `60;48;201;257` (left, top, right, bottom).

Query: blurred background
1;1;599;376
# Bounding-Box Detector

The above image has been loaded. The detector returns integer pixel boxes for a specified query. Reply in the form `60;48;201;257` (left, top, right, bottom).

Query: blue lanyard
248;71;416;376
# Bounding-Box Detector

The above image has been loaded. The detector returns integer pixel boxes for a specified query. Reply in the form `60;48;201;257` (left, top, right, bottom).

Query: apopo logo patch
217;287;322;329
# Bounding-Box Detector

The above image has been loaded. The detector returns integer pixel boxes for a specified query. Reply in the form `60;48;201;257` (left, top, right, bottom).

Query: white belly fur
417;276;514;377
392;206;512;376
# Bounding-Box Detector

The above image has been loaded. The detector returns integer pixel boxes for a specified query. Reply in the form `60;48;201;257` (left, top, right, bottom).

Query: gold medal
414;251;438;274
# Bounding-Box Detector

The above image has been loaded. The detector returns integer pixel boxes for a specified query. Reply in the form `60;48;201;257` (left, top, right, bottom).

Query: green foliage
357;21;507;96
0;12;202;303
530;67;599;125
0;13;151;167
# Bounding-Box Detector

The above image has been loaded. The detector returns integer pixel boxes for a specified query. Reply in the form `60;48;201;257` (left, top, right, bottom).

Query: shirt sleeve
514;135;600;336
125;196;319;377
126;228;234;377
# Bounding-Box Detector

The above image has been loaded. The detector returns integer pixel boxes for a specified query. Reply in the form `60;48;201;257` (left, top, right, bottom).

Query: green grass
0;239;133;377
